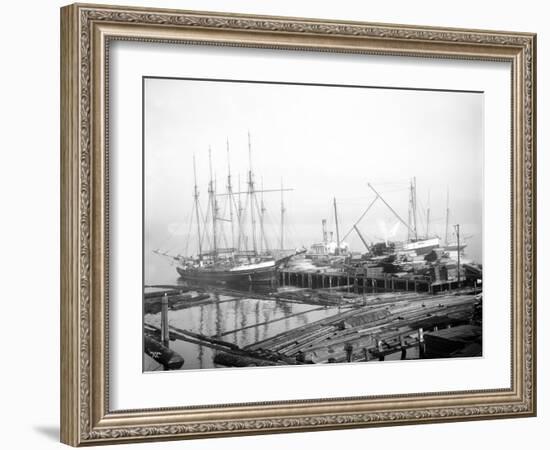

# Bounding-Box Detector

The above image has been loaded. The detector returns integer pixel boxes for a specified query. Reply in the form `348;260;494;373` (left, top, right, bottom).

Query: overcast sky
144;77;483;265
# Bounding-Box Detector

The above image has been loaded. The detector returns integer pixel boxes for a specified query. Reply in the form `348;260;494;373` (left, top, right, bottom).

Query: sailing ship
171;133;302;285
318;178;472;273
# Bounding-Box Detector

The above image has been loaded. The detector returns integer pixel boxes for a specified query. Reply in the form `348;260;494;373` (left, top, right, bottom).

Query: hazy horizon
144;77;483;282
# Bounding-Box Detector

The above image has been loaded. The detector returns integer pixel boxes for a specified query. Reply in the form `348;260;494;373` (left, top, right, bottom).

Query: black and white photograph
143;76;484;372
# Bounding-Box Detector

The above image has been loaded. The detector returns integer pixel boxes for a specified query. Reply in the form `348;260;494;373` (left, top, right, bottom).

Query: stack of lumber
243;293;480;364
424;324;482;358
273;289;360;306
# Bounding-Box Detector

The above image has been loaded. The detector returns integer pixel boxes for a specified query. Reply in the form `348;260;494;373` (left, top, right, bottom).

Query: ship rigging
162;132;303;285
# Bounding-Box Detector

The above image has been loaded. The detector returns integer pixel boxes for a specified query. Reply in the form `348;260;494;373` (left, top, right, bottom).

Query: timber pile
243;293;481;364
273;289;361;306
144;292;212;314
424;324;482;358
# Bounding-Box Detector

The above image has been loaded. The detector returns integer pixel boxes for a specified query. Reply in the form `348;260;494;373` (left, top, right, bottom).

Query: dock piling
377;339;384;361
345;343;354;362
161;293;169;346
418;328;425;358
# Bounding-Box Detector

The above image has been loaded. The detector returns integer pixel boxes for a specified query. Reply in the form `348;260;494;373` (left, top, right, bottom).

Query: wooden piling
161;293;169;346
345;343;354;362
377;339;384;361
418;328;426;358
400;335;407;360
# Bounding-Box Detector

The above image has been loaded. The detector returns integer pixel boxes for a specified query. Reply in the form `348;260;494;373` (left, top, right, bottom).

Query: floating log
145;284;195;291
218;306;328;337
144;293;213;314
144;288;189;299
213;352;284;367
169;325;241;351
145;323;295;367
144;335;184;370
169;293;211;310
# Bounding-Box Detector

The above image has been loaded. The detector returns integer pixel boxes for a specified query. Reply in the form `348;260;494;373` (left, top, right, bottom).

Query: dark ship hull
176;262;276;285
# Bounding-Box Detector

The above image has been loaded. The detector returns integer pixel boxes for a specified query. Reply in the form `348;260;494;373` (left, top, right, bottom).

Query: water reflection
254;302;260;343
198;305;204;369
145;281;342;371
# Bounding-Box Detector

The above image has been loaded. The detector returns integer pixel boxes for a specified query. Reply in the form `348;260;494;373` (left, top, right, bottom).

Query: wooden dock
279;269;432;293
424;324;482;358
143;281;482;369
240;291;480;364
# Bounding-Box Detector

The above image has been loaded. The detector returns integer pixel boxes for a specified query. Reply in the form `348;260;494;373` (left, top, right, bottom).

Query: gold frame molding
60;3;536;446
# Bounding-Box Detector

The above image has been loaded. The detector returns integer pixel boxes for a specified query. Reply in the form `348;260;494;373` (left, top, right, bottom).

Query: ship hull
176;264;276;285
402;238;441;256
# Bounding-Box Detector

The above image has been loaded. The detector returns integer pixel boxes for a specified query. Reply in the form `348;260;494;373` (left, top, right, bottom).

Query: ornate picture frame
60;3;536;446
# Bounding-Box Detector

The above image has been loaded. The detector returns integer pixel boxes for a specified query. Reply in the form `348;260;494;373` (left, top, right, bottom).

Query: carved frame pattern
60;3;536;446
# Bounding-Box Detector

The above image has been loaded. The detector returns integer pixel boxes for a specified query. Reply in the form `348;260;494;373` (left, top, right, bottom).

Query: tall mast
259;177;267;253
426;189;431;239
237;174;243;251
226;139;235;252
247;131;257;254
192;154;202;259
407;191;412;242
412;177;418;241
280;178;285;251
455;223;461;286
333;197;341;255
444;187;450;245
208;146;217;257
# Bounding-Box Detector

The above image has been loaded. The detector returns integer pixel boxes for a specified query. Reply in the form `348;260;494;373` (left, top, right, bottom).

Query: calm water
145;296;343;370
144;255;348;370
143;250;428;371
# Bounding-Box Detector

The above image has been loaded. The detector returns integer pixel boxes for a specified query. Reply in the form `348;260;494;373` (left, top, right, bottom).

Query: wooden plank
218;306;328;337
